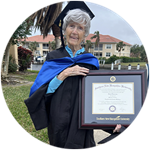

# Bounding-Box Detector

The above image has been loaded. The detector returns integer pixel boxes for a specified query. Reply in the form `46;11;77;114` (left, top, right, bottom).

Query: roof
85;34;132;46
25;34;55;43
25;34;132;46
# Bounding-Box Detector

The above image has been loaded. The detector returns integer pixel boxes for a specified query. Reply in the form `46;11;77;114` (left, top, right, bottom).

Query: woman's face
65;22;85;48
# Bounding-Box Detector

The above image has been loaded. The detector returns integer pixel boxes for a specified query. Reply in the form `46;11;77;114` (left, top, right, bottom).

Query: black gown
25;47;98;148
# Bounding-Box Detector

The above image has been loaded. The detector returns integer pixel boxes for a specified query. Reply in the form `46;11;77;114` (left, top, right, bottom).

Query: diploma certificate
79;70;146;129
92;83;134;114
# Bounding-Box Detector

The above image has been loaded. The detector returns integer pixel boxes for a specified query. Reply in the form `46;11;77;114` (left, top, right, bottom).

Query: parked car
36;56;43;62
35;56;46;63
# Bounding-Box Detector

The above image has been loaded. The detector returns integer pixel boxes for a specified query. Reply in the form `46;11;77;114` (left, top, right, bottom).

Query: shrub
120;56;140;63
105;55;119;64
18;46;33;71
8;55;18;73
99;57;106;61
120;56;129;63
104;55;141;64
132;57;140;62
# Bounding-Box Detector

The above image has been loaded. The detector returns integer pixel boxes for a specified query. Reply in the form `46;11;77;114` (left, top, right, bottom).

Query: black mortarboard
54;1;95;48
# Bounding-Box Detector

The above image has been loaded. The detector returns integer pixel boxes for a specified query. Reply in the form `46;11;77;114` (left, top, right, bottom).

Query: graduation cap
54;1;95;48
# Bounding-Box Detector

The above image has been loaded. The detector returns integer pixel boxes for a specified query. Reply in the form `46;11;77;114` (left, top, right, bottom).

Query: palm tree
28;41;38;55
2;38;12;77
48;41;56;52
29;2;63;49
2;3;63;77
85;40;92;53
48;41;52;52
116;41;126;57
2;19;32;77
91;31;100;57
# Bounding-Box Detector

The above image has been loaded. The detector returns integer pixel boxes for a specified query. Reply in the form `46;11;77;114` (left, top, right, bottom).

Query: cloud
86;2;142;45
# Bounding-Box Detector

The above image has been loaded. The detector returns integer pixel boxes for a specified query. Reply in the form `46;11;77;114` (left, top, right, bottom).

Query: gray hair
62;9;91;37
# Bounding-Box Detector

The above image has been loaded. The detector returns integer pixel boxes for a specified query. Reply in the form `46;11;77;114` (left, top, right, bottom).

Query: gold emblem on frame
110;76;116;82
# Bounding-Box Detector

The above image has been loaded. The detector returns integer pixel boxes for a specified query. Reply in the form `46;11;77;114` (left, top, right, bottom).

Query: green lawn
23;74;39;82
2;72;49;144
9;70;39;82
121;62;146;67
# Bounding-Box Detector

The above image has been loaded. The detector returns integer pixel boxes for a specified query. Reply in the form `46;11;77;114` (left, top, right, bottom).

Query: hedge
104;55;141;64
120;56;140;63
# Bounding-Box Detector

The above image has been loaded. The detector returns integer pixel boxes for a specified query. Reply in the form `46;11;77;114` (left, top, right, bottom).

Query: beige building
23;34;131;59
9;34;131;64
85;34;131;59
23;34;59;57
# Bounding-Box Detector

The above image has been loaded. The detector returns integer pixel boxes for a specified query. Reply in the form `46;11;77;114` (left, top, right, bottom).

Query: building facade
23;34;60;57
85;34;131;59
23;34;132;58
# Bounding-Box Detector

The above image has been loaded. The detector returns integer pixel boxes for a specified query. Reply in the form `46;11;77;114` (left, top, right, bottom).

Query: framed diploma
79;70;147;129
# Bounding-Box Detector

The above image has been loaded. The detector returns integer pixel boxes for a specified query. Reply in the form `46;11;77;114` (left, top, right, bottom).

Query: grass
2;72;49;144
26;70;40;73
23;74;38;82
9;70;39;82
23;71;39;82
121;62;146;67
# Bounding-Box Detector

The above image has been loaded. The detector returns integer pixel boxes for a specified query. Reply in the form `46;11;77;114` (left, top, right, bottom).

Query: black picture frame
79;70;147;130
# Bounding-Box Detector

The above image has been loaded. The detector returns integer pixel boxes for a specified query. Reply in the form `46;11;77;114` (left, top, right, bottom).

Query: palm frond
91;31;100;47
40;6;50;24
36;8;45;25
28;2;63;38
91;35;97;39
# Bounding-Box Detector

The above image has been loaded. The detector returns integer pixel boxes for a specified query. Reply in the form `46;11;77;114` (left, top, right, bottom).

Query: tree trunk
52;24;61;49
119;48;121;57
55;37;60;49
48;41;52;52
2;38;12;77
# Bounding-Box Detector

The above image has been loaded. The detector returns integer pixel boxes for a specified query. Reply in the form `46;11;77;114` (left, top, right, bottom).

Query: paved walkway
94;130;110;145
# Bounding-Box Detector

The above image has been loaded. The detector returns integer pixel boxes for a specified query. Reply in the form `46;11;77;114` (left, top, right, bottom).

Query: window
106;52;111;57
95;44;103;50
94;52;102;57
36;43;39;47
43;44;49;49
105;44;112;49
94;52;99;56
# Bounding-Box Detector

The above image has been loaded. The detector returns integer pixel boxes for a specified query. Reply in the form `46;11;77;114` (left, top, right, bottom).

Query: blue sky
30;1;142;46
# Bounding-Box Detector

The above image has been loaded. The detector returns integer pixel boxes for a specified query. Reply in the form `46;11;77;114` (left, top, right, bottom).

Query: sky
30;1;142;46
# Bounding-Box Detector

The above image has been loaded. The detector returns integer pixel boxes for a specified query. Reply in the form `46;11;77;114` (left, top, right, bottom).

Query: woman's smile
70;36;78;40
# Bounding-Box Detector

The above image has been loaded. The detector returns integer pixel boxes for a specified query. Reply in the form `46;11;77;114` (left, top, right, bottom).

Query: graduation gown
25;47;98;148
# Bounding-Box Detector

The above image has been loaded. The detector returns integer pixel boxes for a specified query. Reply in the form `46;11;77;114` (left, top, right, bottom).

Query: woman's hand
57;65;89;81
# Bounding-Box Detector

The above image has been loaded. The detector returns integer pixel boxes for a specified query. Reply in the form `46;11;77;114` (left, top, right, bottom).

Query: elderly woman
25;2;99;149
47;8;93;85
45;8;97;148
25;1;123;148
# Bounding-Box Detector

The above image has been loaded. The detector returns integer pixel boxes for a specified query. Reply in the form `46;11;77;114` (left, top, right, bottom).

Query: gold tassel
59;20;61;27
